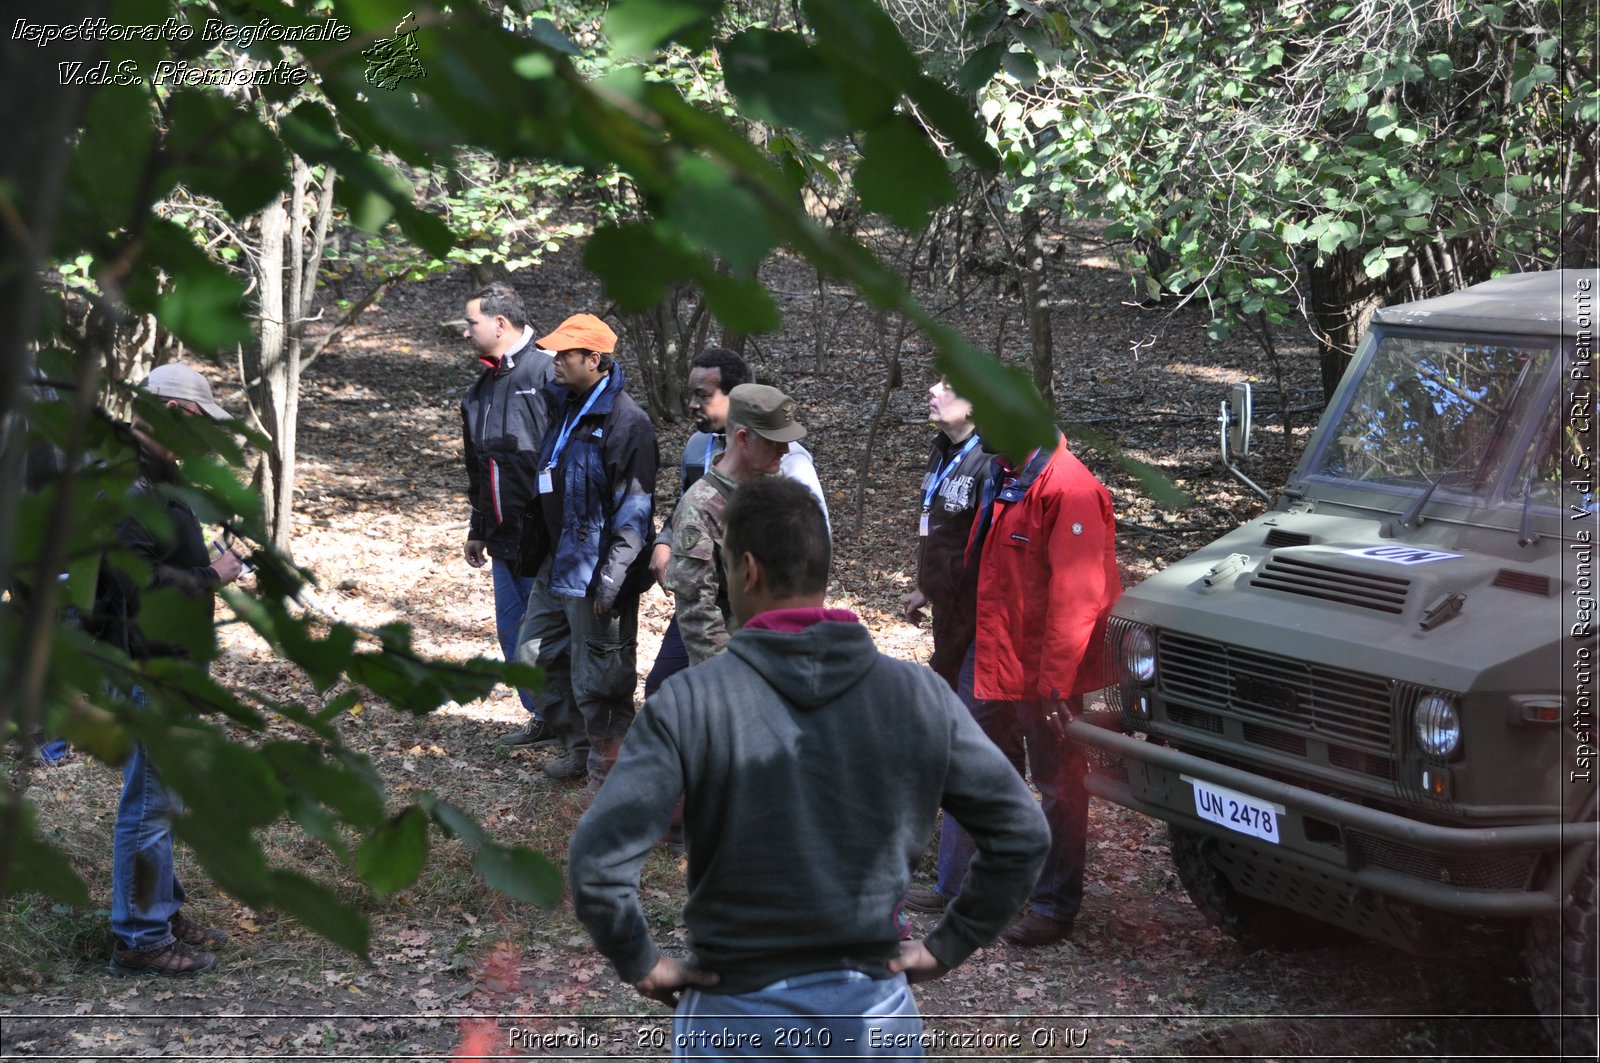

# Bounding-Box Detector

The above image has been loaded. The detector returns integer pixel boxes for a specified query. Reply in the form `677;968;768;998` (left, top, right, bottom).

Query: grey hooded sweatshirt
569;617;1048;994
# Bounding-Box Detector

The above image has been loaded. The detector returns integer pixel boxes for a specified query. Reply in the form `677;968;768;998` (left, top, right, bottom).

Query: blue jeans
514;559;639;779
111;687;184;952
932;644;1086;922
644;615;689;699
491;557;539;717
675;970;921;1059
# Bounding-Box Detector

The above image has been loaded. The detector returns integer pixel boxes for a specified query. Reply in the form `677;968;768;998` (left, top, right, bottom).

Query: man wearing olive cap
513;313;658;785
665;383;805;666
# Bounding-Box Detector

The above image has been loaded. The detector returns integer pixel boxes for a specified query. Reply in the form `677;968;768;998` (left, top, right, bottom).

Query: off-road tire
1168;824;1348;950
1525;848;1598;1059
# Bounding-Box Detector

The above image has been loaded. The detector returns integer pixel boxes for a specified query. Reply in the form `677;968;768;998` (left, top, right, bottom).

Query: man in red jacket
905;426;1120;947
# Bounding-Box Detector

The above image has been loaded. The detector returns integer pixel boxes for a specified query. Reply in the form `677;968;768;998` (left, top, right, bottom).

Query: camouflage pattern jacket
664;464;737;665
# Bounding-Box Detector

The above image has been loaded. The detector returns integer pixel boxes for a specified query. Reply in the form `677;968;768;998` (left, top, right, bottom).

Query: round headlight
1121;626;1156;686
1414;694;1461;758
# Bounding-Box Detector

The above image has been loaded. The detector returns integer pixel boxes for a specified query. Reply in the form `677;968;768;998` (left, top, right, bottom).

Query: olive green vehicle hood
1115;509;1566;695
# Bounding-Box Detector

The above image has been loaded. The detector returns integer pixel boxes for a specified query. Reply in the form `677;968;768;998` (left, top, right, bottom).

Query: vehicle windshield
1305;329;1556;503
1510;380;1596;514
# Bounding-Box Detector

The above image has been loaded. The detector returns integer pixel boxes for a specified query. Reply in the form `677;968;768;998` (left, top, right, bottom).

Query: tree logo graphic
362;12;426;90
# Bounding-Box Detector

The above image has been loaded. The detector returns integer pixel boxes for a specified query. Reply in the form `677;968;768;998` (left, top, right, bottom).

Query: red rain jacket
967;436;1121;702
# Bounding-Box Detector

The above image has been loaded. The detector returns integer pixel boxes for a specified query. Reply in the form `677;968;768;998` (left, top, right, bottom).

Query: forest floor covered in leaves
2;226;1556;1060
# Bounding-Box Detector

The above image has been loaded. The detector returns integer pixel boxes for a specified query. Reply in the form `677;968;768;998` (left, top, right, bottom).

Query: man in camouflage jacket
665;385;807;665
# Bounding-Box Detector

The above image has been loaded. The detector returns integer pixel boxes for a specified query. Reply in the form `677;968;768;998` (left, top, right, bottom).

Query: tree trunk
249;192;292;554
239;159;334;558
1018;207;1054;400
851;311;905;537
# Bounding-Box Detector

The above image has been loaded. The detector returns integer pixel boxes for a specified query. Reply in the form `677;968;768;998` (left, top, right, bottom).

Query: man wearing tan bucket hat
665;383;806;666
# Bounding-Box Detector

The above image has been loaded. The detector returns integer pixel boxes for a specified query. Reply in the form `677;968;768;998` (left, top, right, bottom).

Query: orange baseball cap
537;313;617;354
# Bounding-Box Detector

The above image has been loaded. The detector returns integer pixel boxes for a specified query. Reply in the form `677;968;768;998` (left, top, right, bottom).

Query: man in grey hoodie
569;477;1048;1057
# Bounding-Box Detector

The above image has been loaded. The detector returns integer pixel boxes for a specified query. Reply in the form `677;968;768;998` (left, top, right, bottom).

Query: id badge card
538;469;554;494
918;509;930;536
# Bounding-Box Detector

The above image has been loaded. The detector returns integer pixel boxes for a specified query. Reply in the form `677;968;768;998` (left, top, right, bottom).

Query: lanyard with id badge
920;435;980;536
540;382;606;493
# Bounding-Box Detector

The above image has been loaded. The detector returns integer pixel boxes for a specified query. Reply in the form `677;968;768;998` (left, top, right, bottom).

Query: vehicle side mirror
1219;382;1269;502
1226;382;1253;457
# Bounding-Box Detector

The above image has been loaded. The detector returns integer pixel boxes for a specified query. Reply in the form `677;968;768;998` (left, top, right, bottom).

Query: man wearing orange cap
513;314;658;785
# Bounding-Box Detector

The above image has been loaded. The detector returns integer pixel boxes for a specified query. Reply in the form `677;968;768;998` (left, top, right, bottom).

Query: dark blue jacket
536;365;657;608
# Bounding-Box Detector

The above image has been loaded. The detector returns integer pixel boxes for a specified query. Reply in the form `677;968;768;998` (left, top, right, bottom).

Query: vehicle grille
1492;568;1552;596
1250;555;1411;614
1349;831;1540;891
1262;527;1312;548
1156;631;1396;777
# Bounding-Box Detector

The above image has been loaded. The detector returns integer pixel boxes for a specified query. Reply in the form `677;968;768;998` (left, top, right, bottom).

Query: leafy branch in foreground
1;0;1060;953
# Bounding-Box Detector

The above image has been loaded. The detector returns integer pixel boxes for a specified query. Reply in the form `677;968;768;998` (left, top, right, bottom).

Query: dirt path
1;234;1557;1060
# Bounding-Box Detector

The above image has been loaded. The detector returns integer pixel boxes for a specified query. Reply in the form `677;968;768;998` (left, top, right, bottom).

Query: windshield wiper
1398;355;1536;531
1396;467;1448;530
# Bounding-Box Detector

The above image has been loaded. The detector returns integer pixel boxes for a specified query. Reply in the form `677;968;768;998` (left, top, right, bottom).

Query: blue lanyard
547;380;606;469
922;435;980;511
704;433;717;472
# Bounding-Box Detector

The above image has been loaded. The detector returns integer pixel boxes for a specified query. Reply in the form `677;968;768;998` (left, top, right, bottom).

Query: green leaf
163;89;288;217
663;156;774;271
262;741;386;829
1001;49;1041;85
906;74;1000;171
935;335;1056;461
698;270;781;335
958;42;1007;95
721;30;850;144
1426;53;1454;78
133;221;255;350
136;587;217;663
395;206;455;260
584;224;696;311
155;725;287;831
605;0;720;55
0;799;91;906
1067;423;1191;511
855;116;955;229
474;841;564;907
60;85;161;243
421;795;486;849
266;870;370;958
1366;103;1398;139
357;807;430;900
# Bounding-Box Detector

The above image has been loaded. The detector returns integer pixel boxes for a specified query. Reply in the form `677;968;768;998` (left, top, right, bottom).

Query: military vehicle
1069;270;1597;1053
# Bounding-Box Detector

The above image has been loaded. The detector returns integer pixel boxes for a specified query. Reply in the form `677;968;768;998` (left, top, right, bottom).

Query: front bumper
1069;714;1592;920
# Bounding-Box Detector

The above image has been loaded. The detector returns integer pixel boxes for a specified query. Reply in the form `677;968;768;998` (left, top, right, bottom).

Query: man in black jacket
514;313;657;785
457;281;558;749
901;377;990;689
105;364;244;978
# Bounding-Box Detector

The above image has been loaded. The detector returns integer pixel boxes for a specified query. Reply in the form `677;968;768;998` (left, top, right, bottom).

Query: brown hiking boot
170;912;229;949
109;939;217;978
496;717;561;748
1000;910;1074;948
902;887;949;914
542;749;588;782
